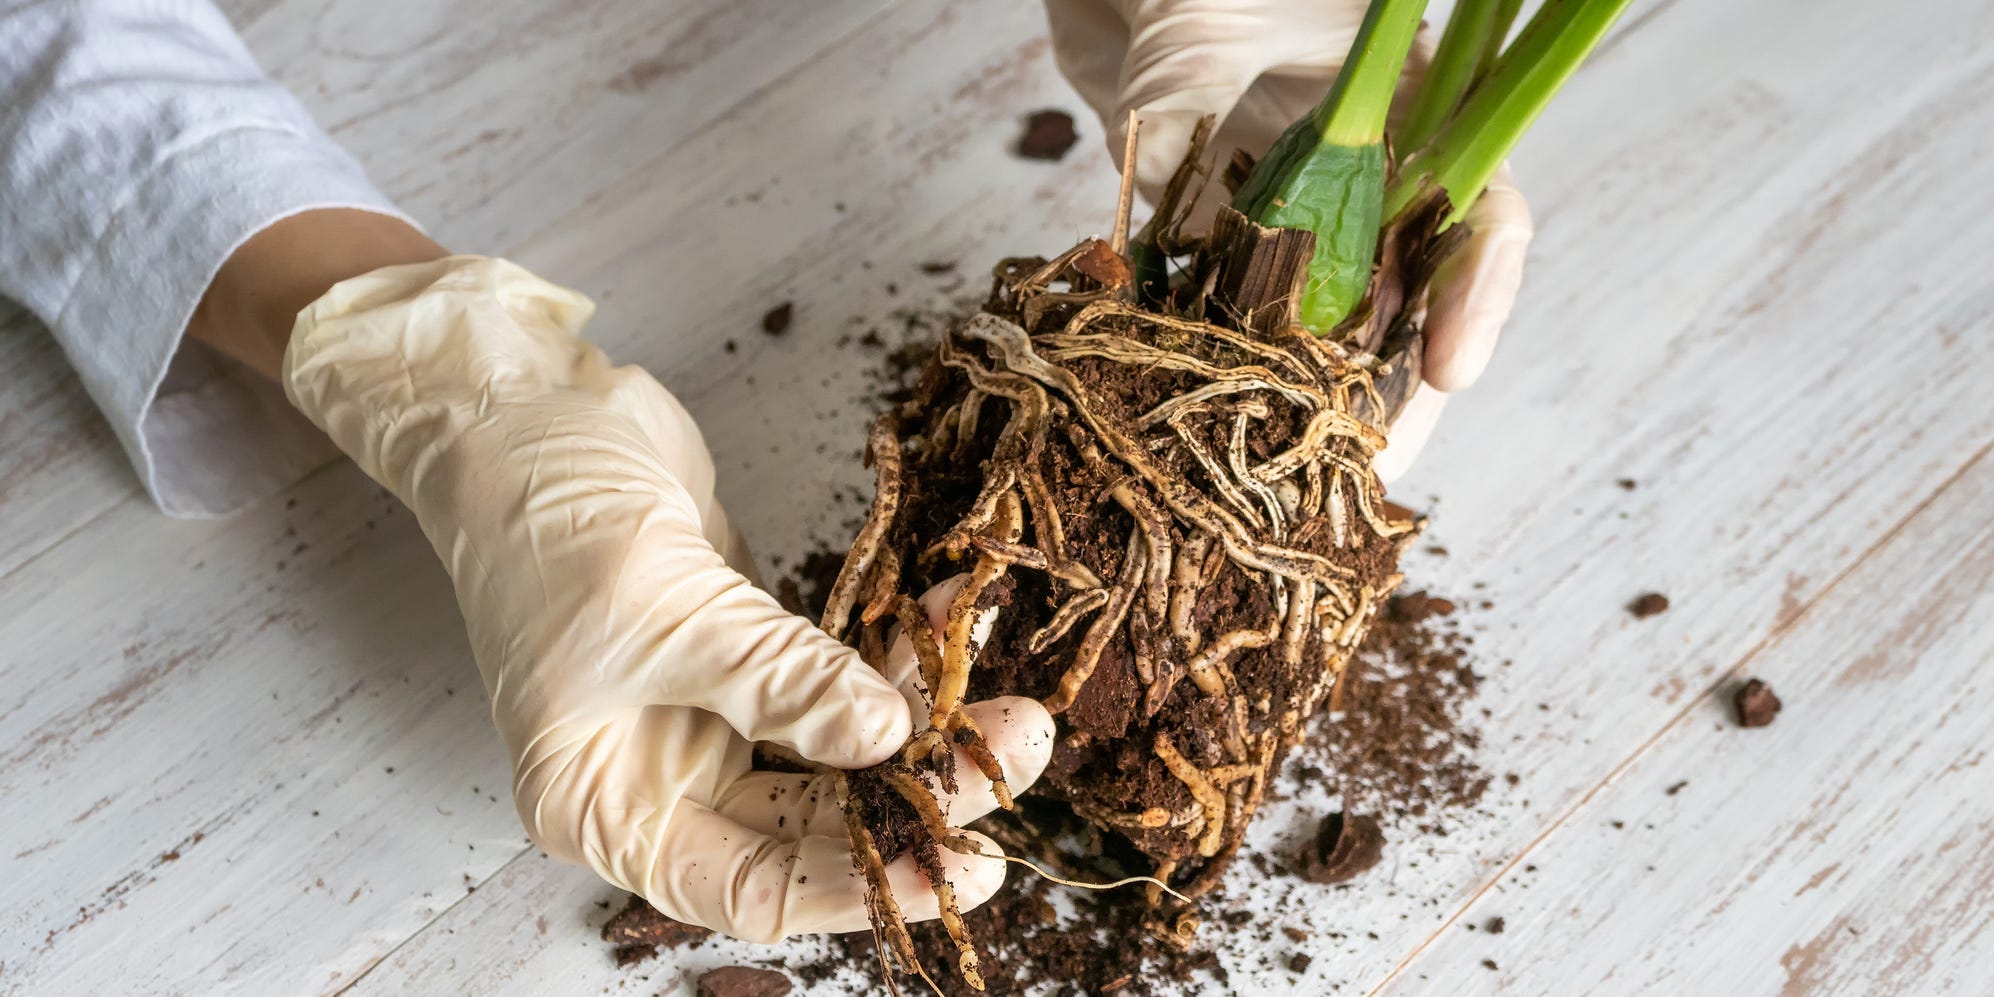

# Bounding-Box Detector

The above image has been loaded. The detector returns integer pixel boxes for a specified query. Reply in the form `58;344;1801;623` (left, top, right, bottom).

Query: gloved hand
1044;0;1534;480
283;255;1055;941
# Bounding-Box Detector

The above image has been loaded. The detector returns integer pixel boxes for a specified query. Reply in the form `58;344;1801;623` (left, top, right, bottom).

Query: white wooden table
5;1;1992;993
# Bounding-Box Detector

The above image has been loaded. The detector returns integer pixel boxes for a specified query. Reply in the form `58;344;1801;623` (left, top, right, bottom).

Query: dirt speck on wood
695;965;793;997
1292;811;1386;884
1733;678;1782;728
600;895;709;967
761;302;794;335
1628;592;1670;619
1016;109;1078;160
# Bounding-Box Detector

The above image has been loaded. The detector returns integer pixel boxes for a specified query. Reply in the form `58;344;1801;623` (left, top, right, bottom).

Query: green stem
1313;0;1432;146
1399;0;1503;153
1473;0;1526;87
1385;0;1633;224
1231;0;1430;333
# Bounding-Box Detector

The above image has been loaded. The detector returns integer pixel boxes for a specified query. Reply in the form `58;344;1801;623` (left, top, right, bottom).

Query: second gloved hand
283;255;1055;941
1044;0;1535;480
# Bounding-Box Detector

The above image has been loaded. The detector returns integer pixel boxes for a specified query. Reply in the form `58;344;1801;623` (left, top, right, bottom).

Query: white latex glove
1045;0;1535;480
283;255;1055;942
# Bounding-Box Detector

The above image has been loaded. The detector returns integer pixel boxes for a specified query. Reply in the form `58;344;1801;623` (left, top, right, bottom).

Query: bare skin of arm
188;209;447;379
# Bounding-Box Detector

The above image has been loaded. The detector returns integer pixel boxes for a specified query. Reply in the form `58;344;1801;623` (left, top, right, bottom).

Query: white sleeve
0;0;417;517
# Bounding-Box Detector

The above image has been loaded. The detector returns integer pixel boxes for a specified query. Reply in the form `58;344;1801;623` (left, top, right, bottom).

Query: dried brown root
1044;529;1145;715
1027;587;1111;654
860;544;903;626
883;766;979;856
946;709;1013;810
913;835;984;991
827;146;1441;984
822;416;901;638
892;595;945;697
932;492;1022;730
1153;734;1231;858
838;772;918;971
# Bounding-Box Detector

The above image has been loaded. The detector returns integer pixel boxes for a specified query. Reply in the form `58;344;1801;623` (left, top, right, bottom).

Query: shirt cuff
57;126;416;518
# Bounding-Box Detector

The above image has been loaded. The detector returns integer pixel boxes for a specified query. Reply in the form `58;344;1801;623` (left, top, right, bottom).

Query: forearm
190;209;447;380
0;0;414;514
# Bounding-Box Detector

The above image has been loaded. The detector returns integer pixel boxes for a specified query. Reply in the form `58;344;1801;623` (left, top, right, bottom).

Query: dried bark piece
600;895;709;967
695;966;793;997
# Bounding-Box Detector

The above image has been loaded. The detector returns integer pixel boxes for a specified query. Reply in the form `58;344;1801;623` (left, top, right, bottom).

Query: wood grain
0;305;138;579
1384;447;1994;995
2;0;1992;994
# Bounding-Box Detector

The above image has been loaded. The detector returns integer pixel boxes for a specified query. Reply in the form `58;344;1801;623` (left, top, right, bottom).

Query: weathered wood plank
335;0;1994;992
0;306;140;579
5;0;1994;994
227;0;893;251
1387;446;1994;994
0;461;530;995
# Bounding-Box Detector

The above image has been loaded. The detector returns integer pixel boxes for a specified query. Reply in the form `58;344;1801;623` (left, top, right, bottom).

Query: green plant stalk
1386;0;1633;224
1474;0;1526;86
1231;0;1429;334
1399;0;1504;153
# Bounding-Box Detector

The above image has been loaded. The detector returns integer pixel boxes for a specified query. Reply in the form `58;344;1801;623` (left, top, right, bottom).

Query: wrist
189;208;447;379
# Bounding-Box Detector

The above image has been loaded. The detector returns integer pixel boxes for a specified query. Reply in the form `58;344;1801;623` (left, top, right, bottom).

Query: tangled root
824;122;1458;989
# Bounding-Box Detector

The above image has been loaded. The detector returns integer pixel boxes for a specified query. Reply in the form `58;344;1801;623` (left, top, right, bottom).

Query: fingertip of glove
963;697;1057;789
937;829;1009;910
802;656;914;769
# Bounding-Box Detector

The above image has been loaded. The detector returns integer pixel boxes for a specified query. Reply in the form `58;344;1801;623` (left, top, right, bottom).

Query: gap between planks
1367;431;1994;995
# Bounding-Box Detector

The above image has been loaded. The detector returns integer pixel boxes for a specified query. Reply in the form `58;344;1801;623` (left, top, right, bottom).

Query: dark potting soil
601;273;1495;993
867;303;1411;889
1285;590;1493;830
601;581;1491;993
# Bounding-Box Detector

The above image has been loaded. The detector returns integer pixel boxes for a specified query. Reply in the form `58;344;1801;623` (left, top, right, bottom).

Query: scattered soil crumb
1734;678;1782;728
1628;592;1670;619
761;302;794;336
695;966;792;997
1292;812;1386;885
1016;109;1078;161
1287;952;1313;974
1617;478;1637;490
1390;591;1457;622
600;895;710;967
1296;589;1491;825
919;260;958;274
1486;916;1505;935
1482;959;1500;971
1665;780;1688;796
